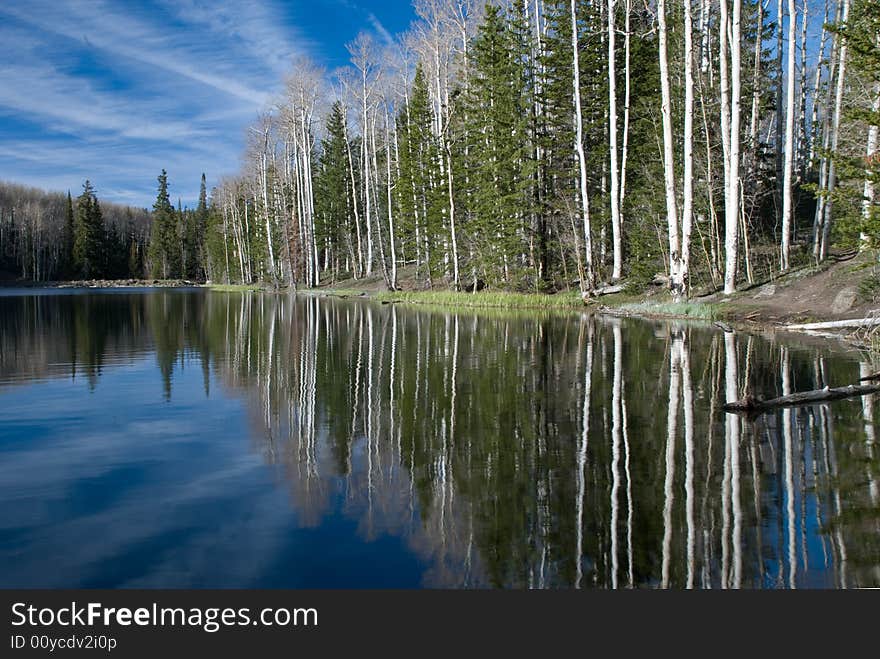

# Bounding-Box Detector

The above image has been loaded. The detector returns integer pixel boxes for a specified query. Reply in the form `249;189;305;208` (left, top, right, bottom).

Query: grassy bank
612;300;729;321
370;288;731;320
208;283;268;292
209;282;732;322
373;289;585;310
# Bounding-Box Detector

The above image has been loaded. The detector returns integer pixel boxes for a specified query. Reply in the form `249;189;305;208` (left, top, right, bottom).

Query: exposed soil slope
702;251;880;325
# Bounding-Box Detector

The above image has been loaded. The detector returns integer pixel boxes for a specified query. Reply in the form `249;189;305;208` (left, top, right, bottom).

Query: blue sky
0;0;414;208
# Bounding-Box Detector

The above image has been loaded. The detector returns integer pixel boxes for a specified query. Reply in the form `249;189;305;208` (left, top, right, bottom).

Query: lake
1;288;878;588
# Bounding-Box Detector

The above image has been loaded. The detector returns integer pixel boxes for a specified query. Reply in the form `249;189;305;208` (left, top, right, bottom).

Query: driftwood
785;317;880;331
582;284;626;300
723;383;880;415
593;284;625;296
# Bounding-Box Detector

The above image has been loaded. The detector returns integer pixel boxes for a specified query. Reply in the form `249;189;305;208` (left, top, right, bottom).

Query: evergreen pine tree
73;180;105;279
187;173;208;280
148;170;175;278
397;64;443;283
462;4;534;286
315;103;352;280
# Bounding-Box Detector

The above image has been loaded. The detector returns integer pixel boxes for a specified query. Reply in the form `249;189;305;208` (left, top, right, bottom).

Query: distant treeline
0;175;209;283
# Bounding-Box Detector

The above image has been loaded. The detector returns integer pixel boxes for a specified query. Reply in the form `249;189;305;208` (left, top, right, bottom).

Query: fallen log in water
784;317;880;331
723;383;880;415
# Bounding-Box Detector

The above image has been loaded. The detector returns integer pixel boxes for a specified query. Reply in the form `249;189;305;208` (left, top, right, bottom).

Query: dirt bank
697;251;880;326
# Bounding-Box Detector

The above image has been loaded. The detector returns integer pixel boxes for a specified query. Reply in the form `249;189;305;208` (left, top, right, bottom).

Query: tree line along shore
2;0;879;314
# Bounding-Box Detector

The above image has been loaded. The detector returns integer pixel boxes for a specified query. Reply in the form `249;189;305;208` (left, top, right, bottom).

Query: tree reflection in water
1;290;878;588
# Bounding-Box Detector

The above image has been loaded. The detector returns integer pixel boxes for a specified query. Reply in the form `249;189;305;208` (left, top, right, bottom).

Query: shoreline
6;275;878;350
0;278;205;289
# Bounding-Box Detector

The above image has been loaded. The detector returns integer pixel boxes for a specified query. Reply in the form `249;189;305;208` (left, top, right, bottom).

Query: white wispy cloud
0;62;210;142
367;12;395;46
159;0;317;77
0;0;409;206
0;0;271;105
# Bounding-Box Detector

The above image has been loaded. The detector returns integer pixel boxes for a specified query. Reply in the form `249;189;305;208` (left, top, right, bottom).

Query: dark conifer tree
148;170;175;278
315;103;352;280
73;180;105;279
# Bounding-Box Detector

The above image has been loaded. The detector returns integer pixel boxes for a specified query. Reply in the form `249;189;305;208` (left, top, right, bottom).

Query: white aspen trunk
222;203;230;283
369;111;391;288
457;4;475;284
699;80;723;281
439;23;460;289
681;0;695;298
619;0;632;209
781;0;797;271
657;0;681;296
809;0;831;168
720;0;732;243
820;0;851;261
300;97;319;287
797;0;809;177
284;136;296;290
776;0;785;223
296;104;311;286
863;98;880;228
243;196;252;281
862;33;880;243
571;0;594;293
361;74;374;276
385;108;398;290
699;0;712;73
724;0;743;294
342;108;364;278
748;0;765;150
445;145;460;288
294;137;307;282
260;134;277;284
813;9;838;258
608;0;623;281
391;110;405;268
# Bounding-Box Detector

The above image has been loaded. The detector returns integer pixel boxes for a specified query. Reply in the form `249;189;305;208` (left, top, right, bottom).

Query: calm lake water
1;288;878;588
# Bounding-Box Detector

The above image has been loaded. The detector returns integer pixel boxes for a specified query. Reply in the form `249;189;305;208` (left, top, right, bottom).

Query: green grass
373;289;585;310
208;282;726;321
208;283;267;292
312;288;370;297
617;300;728;320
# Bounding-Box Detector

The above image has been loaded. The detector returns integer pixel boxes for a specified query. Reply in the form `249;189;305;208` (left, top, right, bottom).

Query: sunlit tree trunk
724;0;743;294
681;0;695;298
608;0;622;281
781;0;797;271
384;108;398;290
862;34;880;242
658;0;681;298
819;0;851;261
571;0;594;294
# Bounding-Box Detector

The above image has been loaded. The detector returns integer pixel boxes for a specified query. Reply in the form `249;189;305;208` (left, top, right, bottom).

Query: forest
0;173;209;283
1;0;878;300
0;181;152;281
